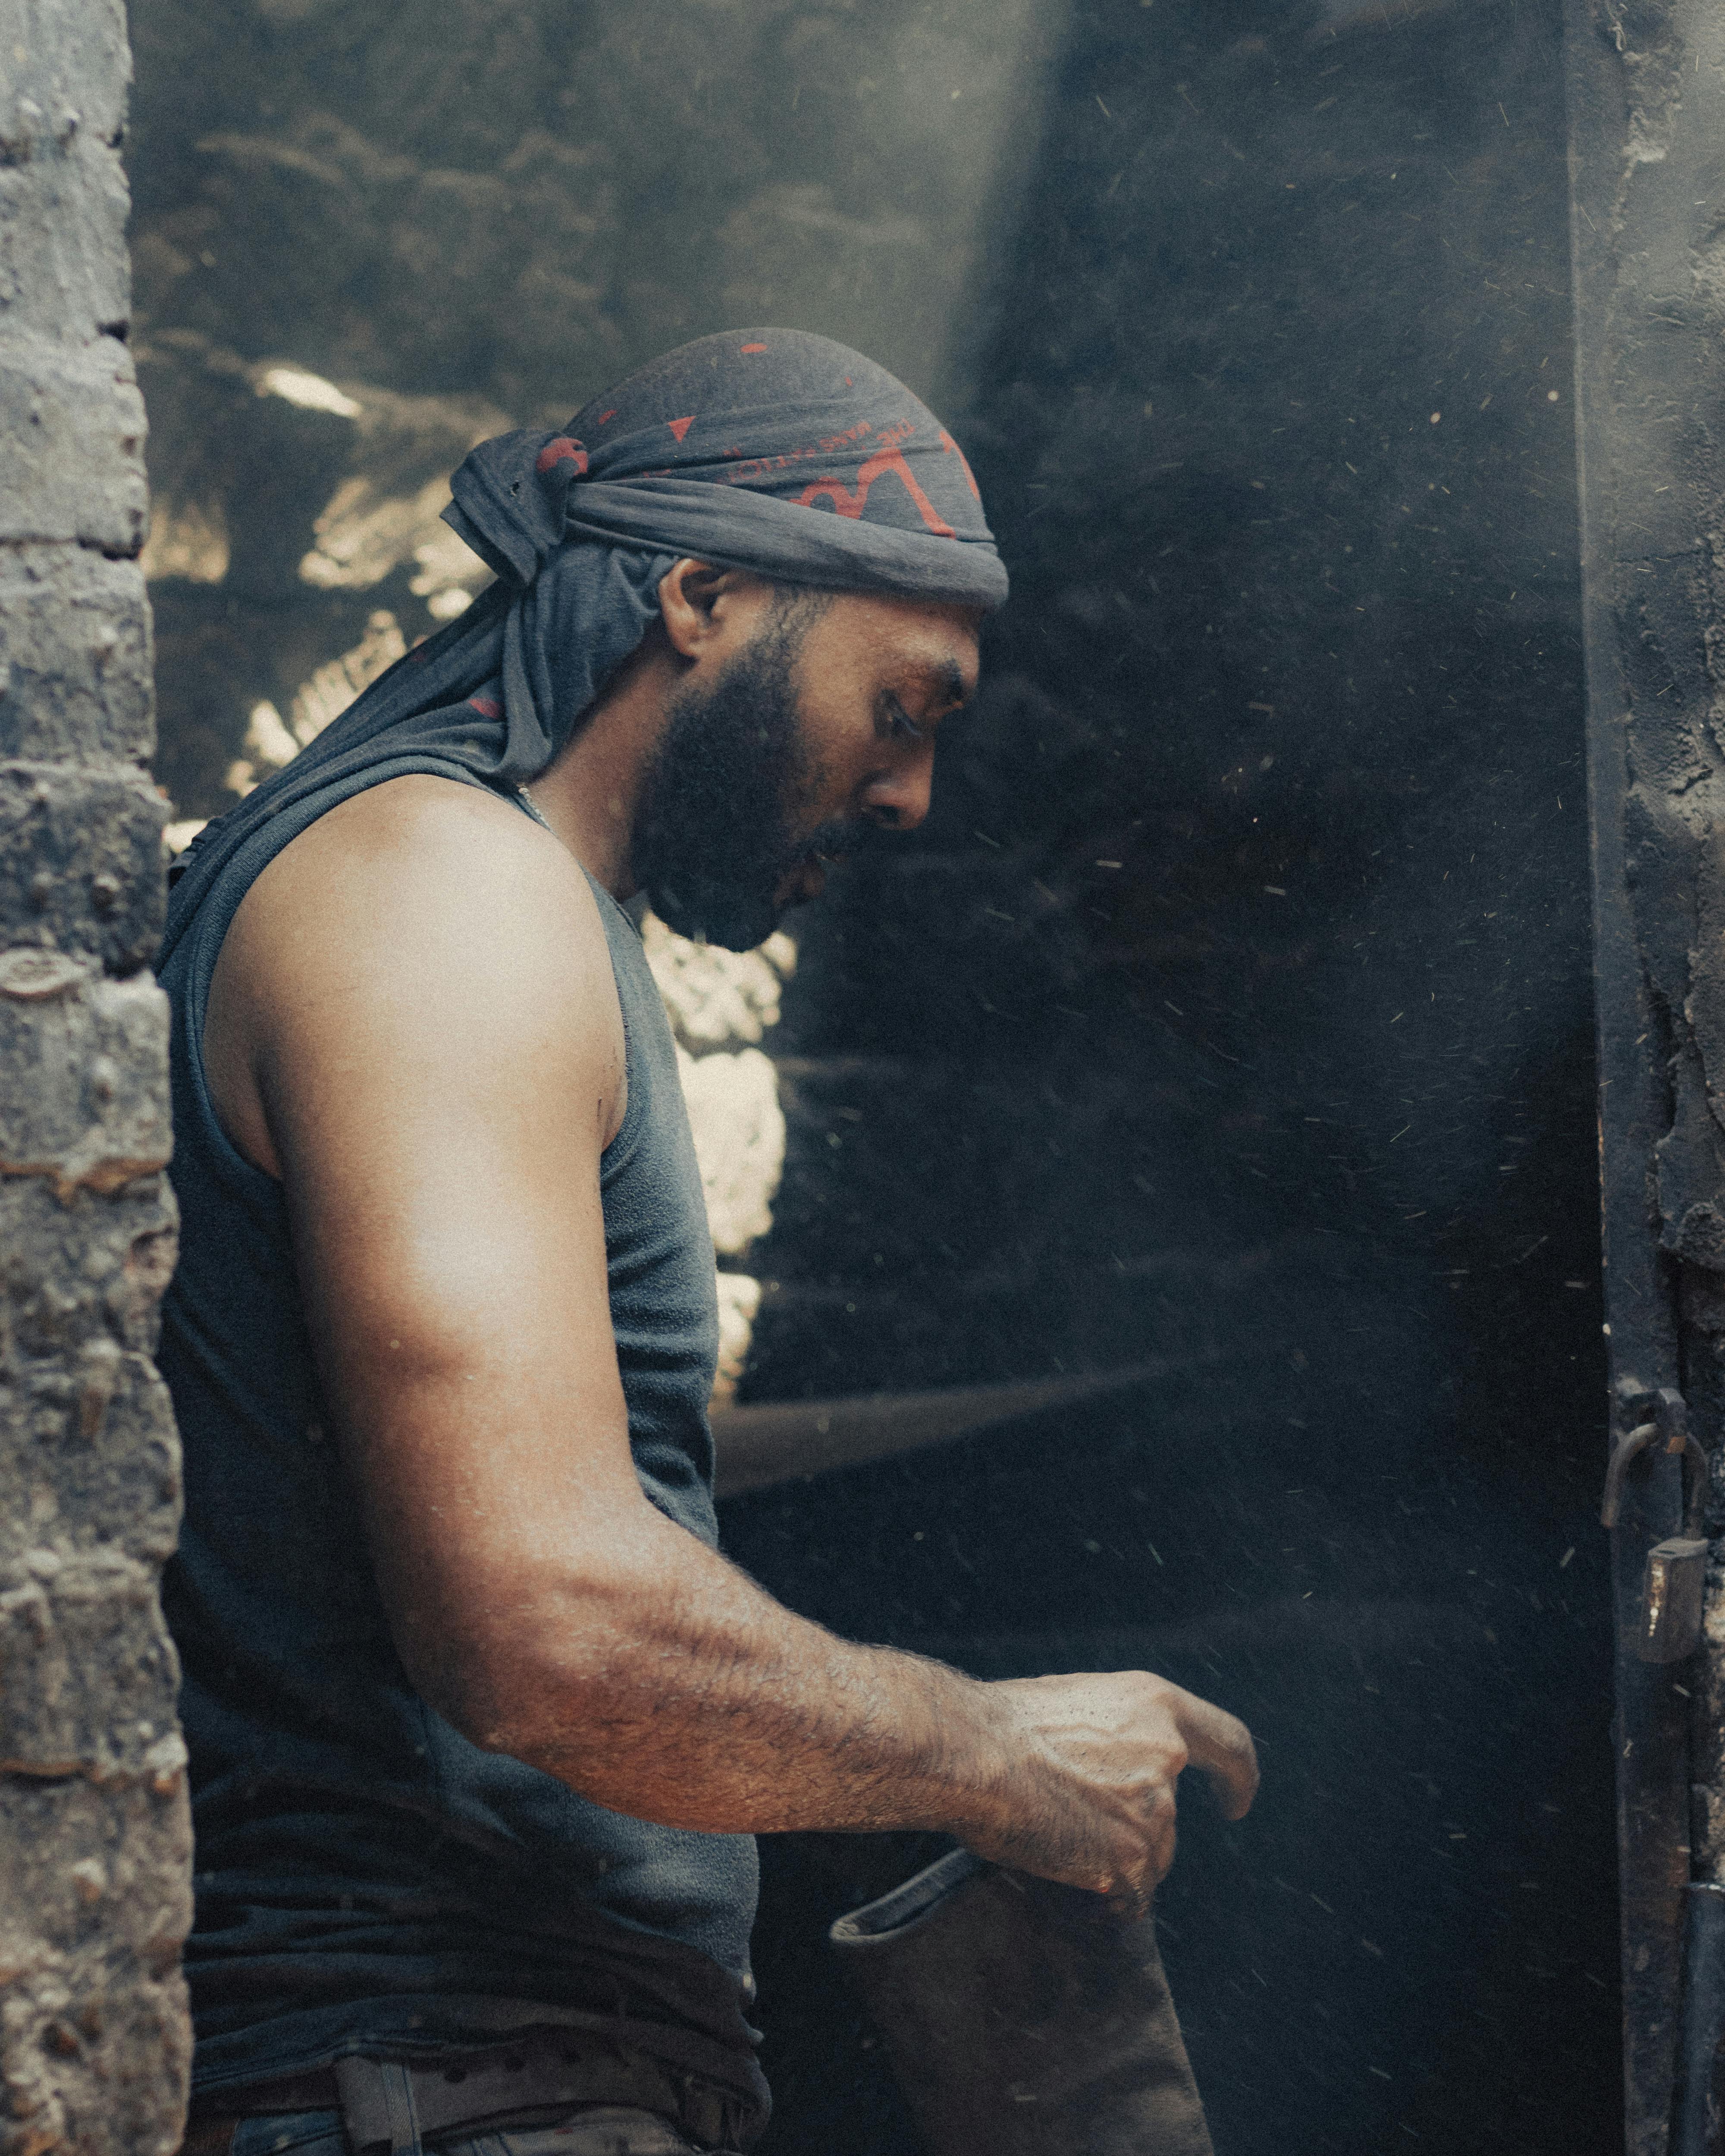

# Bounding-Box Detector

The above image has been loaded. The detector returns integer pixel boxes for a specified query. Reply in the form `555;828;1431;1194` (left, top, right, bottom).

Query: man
160;331;1257;2156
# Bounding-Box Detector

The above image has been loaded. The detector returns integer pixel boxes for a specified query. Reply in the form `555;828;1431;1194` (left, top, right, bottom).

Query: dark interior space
124;1;1621;2150
730;6;1619;2151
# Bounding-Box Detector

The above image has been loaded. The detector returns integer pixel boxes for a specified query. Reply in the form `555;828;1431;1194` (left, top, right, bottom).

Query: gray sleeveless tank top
155;768;764;2123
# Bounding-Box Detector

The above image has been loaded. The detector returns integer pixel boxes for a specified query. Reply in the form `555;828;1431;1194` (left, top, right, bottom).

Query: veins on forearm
474;1547;995;1837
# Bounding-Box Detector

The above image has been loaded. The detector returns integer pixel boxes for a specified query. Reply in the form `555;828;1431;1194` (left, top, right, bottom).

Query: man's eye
887;701;925;743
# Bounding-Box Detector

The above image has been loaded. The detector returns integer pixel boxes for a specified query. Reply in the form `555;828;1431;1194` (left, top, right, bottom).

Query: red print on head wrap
740;343;768;354
667;416;695;443
534;438;588;476
797;443;957;538
938;429;982;501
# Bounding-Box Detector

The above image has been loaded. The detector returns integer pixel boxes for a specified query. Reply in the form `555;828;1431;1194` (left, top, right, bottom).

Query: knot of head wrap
163;330;1005;961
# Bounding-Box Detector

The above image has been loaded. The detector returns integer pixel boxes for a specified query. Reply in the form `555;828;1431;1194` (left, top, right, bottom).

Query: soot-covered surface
725;5;1620;2152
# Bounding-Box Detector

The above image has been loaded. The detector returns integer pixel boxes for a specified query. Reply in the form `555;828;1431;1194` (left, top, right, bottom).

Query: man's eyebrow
887;656;973;725
921;658;970;708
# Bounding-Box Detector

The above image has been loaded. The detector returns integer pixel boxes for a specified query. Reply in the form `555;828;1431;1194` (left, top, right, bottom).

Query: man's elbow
392;1567;642;1771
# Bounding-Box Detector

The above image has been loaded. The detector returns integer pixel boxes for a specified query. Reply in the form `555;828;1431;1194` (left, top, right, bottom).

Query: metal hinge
1603;1384;1710;1664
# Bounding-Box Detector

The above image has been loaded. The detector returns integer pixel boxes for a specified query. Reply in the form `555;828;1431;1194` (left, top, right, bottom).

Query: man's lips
776;848;847;906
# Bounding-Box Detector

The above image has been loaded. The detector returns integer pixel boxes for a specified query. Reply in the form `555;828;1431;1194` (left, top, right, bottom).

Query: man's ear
657;559;767;661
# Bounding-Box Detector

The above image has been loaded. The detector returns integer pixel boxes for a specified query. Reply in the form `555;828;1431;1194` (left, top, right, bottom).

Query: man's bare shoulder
207;774;625;1178
251;771;581;909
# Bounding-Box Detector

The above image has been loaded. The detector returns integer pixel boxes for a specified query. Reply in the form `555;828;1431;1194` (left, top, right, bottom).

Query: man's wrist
899;1657;1019;1846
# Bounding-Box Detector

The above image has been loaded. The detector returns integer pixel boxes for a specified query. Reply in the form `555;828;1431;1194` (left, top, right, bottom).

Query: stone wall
0;2;189;2151
1565;2;1725;2143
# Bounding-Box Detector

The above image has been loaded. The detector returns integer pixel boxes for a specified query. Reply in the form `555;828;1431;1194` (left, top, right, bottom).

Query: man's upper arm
222;780;644;1714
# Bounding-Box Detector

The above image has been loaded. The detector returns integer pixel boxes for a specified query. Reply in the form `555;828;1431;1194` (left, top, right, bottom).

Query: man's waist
188;2022;767;2152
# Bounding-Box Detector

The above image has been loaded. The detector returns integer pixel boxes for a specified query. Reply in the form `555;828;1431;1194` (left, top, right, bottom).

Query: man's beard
630;610;850;951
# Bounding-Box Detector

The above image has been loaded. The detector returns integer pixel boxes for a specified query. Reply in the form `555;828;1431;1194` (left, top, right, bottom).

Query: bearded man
160;332;1257;2156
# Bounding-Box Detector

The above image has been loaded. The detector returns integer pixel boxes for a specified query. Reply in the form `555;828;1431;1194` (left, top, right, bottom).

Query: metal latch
1603;1386;1711;1664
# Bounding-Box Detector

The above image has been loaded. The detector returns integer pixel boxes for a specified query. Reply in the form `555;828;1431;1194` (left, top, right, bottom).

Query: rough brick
0;1960;190;2156
0;770;165;973
0;1776;191;1974
0;1556;181;1783
0;1172;176;1365
0;552;153;767
0;1350;180;1568
0;965;169;1202
0;345;147;555
0;0;132;157
0;0;188;2143
0;1774;191;2156
0;135;132;345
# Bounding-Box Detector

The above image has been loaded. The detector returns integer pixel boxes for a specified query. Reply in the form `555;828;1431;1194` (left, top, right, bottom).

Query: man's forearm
380;1439;1255;1905
442;1495;1016;1845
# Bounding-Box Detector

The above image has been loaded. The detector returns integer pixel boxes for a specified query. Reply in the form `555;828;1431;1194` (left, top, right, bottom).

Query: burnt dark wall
727;5;1621;2153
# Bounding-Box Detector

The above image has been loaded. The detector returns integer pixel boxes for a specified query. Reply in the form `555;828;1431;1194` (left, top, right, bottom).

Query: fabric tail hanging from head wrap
162;329;1007;966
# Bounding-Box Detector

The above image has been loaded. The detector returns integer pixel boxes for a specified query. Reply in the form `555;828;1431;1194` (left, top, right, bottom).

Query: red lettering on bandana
667;416;695;443
468;695;502;719
740;342;768;353
797;445;957;538
938;429;982;500
534;438;588;476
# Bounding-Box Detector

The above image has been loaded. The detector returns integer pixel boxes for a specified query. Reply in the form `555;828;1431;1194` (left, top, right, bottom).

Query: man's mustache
791;815;885;871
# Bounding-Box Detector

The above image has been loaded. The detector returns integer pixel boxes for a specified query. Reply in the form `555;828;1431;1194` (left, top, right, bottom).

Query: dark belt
188;2028;750;2153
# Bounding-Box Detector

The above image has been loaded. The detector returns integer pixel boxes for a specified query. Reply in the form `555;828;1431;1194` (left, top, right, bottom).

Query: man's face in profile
631;586;980;951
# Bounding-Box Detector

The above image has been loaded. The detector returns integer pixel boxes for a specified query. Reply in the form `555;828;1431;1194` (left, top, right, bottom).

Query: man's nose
863;745;935;831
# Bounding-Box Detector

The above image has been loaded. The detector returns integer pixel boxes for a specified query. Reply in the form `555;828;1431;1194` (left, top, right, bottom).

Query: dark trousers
210;2106;707;2156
